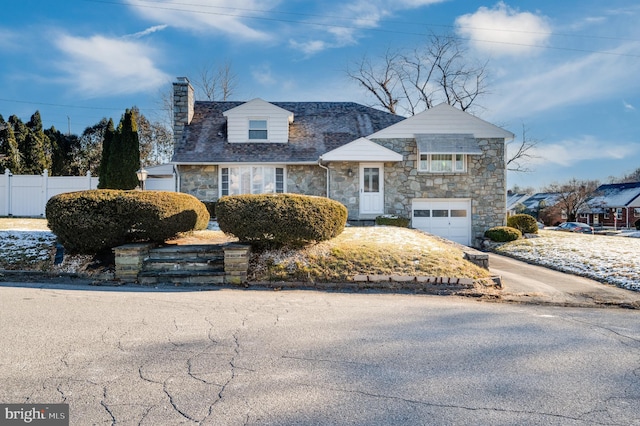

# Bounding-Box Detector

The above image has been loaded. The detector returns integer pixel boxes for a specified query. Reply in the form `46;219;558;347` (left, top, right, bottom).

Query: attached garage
411;199;471;246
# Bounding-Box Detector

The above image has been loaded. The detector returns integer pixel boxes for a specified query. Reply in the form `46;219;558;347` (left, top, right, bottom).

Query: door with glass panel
359;163;384;215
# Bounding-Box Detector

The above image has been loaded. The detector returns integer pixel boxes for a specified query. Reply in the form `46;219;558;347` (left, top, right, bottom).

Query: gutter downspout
318;158;330;198
172;164;180;193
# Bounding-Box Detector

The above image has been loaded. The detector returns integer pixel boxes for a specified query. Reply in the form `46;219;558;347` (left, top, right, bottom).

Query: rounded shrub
46;190;209;254
216;193;348;247
484;226;522;242
507;213;539;234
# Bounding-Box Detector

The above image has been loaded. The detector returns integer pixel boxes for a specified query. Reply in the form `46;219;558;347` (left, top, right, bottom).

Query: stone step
138;270;226;286
148;244;225;259
142;258;225;272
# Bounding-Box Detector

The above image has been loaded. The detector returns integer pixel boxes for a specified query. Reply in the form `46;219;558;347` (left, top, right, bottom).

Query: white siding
321;138;403;162
368;103;514;140
223;99;294;143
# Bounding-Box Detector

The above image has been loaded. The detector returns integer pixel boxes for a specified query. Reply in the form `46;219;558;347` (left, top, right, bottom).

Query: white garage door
412;199;471;245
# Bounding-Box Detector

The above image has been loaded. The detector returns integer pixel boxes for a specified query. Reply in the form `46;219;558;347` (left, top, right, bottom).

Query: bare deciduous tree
507;124;540;173
347;33;489;116
193;60;237;101
544;178;600;222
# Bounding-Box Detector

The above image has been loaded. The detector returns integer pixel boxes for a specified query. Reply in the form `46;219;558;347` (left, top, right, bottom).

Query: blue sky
1;0;639;191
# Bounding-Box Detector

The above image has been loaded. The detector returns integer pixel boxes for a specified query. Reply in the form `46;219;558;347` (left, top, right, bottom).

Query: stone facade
178;164;218;201
373;137;506;244
176;138;506;246
173;77;194;146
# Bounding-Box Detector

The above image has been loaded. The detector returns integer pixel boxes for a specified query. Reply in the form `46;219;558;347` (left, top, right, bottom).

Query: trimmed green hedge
507;213;538;234
375;215;410;227
216;193;347;247
46;190;209;254
484;226;522;242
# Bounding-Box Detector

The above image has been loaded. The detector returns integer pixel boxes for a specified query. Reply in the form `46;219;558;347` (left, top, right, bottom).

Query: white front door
359;163;384;215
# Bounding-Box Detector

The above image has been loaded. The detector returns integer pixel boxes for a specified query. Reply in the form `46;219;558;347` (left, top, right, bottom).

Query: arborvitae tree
8;115;27;173
0;114;21;172
106;109;140;190
46;126;81;176
97;118;116;189
22;111;51;174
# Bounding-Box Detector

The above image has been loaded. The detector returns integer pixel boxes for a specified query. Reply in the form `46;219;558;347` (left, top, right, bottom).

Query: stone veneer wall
286;165;326;197
369;137;506;245
177;164;325;202
327;162;360;220
178;164;218;201
173;77;194;146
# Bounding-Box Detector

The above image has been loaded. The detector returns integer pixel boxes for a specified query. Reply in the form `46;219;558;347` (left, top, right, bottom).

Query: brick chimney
173;77;194;145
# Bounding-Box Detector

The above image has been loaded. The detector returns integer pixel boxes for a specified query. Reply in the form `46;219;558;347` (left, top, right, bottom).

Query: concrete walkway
488;252;640;308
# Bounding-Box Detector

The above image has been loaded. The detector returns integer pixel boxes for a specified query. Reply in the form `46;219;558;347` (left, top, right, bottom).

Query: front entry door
359;163;384;215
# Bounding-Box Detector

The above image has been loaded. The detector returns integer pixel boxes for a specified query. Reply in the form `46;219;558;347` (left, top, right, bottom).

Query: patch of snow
0;231;57;263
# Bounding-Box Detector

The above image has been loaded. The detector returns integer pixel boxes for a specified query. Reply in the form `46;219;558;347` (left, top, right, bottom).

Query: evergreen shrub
484;226;522;242
375;215;410;227
507;213;539;234
46;190;209;254
635;218;640;230
216;193;347;247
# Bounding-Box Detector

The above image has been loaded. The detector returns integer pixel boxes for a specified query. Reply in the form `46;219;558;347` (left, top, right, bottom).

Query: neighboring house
171;77;514;246
513;192;565;225
579;182;640;229
506;192;532;216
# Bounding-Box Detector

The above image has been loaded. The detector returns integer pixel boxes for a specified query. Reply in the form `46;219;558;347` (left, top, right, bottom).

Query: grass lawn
0;218;490;282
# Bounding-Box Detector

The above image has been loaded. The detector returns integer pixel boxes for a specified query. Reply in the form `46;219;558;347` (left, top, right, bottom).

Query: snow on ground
0;230;57;264
1;224;639;292
494;230;640;291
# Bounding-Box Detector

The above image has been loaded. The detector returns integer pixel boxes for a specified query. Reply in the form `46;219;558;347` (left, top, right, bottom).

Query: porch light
347;168;353;177
136;167;148;190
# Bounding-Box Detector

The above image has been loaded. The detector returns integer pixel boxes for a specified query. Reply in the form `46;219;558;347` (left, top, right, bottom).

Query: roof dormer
222;98;294;143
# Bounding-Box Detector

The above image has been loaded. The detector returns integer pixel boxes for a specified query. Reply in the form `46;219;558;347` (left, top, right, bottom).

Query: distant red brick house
578;182;640;229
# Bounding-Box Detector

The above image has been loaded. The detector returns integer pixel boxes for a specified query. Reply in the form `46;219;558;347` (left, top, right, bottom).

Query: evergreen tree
8;115;27;173
97;118;116;189
22;111;51;174
46;126;81;176
105;109;140;190
0;114;21;172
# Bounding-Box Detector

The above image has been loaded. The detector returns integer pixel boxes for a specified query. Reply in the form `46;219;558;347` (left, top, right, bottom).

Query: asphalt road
1;282;639;425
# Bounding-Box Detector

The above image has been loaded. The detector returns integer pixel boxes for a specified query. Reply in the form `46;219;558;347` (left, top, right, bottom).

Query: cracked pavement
1;283;639;425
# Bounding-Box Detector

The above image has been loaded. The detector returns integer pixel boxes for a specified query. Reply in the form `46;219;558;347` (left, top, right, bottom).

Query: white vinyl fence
1;169;177;217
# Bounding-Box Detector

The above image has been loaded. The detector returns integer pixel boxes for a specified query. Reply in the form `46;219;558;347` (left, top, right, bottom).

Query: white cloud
251;63;276;86
623;100;635;111
53;33;170;97
528;136;640;167
455;2;552;56
124;25;168;40
125;0;278;41
488;41;640;119
288;0;446;55
0;28;18;50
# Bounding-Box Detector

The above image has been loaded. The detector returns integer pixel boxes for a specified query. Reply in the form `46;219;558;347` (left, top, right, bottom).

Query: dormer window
249;119;268;140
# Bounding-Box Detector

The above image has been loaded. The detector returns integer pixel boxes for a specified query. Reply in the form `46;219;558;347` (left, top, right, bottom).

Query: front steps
137;244;226;285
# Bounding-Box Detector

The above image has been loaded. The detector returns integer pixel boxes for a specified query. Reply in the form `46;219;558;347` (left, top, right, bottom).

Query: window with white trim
248;119;268;140
579;213;588;219
221;166;284;196
418;154;466;172
616;208;623;220
635;208;640;217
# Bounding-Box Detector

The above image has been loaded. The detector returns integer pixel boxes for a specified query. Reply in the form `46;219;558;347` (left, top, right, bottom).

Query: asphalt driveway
1;282;639;425
489;252;640;308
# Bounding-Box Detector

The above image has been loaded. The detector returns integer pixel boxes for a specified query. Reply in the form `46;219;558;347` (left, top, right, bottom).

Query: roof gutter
317;158;330;198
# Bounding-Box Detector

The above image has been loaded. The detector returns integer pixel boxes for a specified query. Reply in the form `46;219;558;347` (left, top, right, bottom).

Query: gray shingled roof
172;101;406;164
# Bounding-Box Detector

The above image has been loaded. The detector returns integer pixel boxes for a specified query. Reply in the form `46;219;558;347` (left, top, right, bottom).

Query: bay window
221;166;284;196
